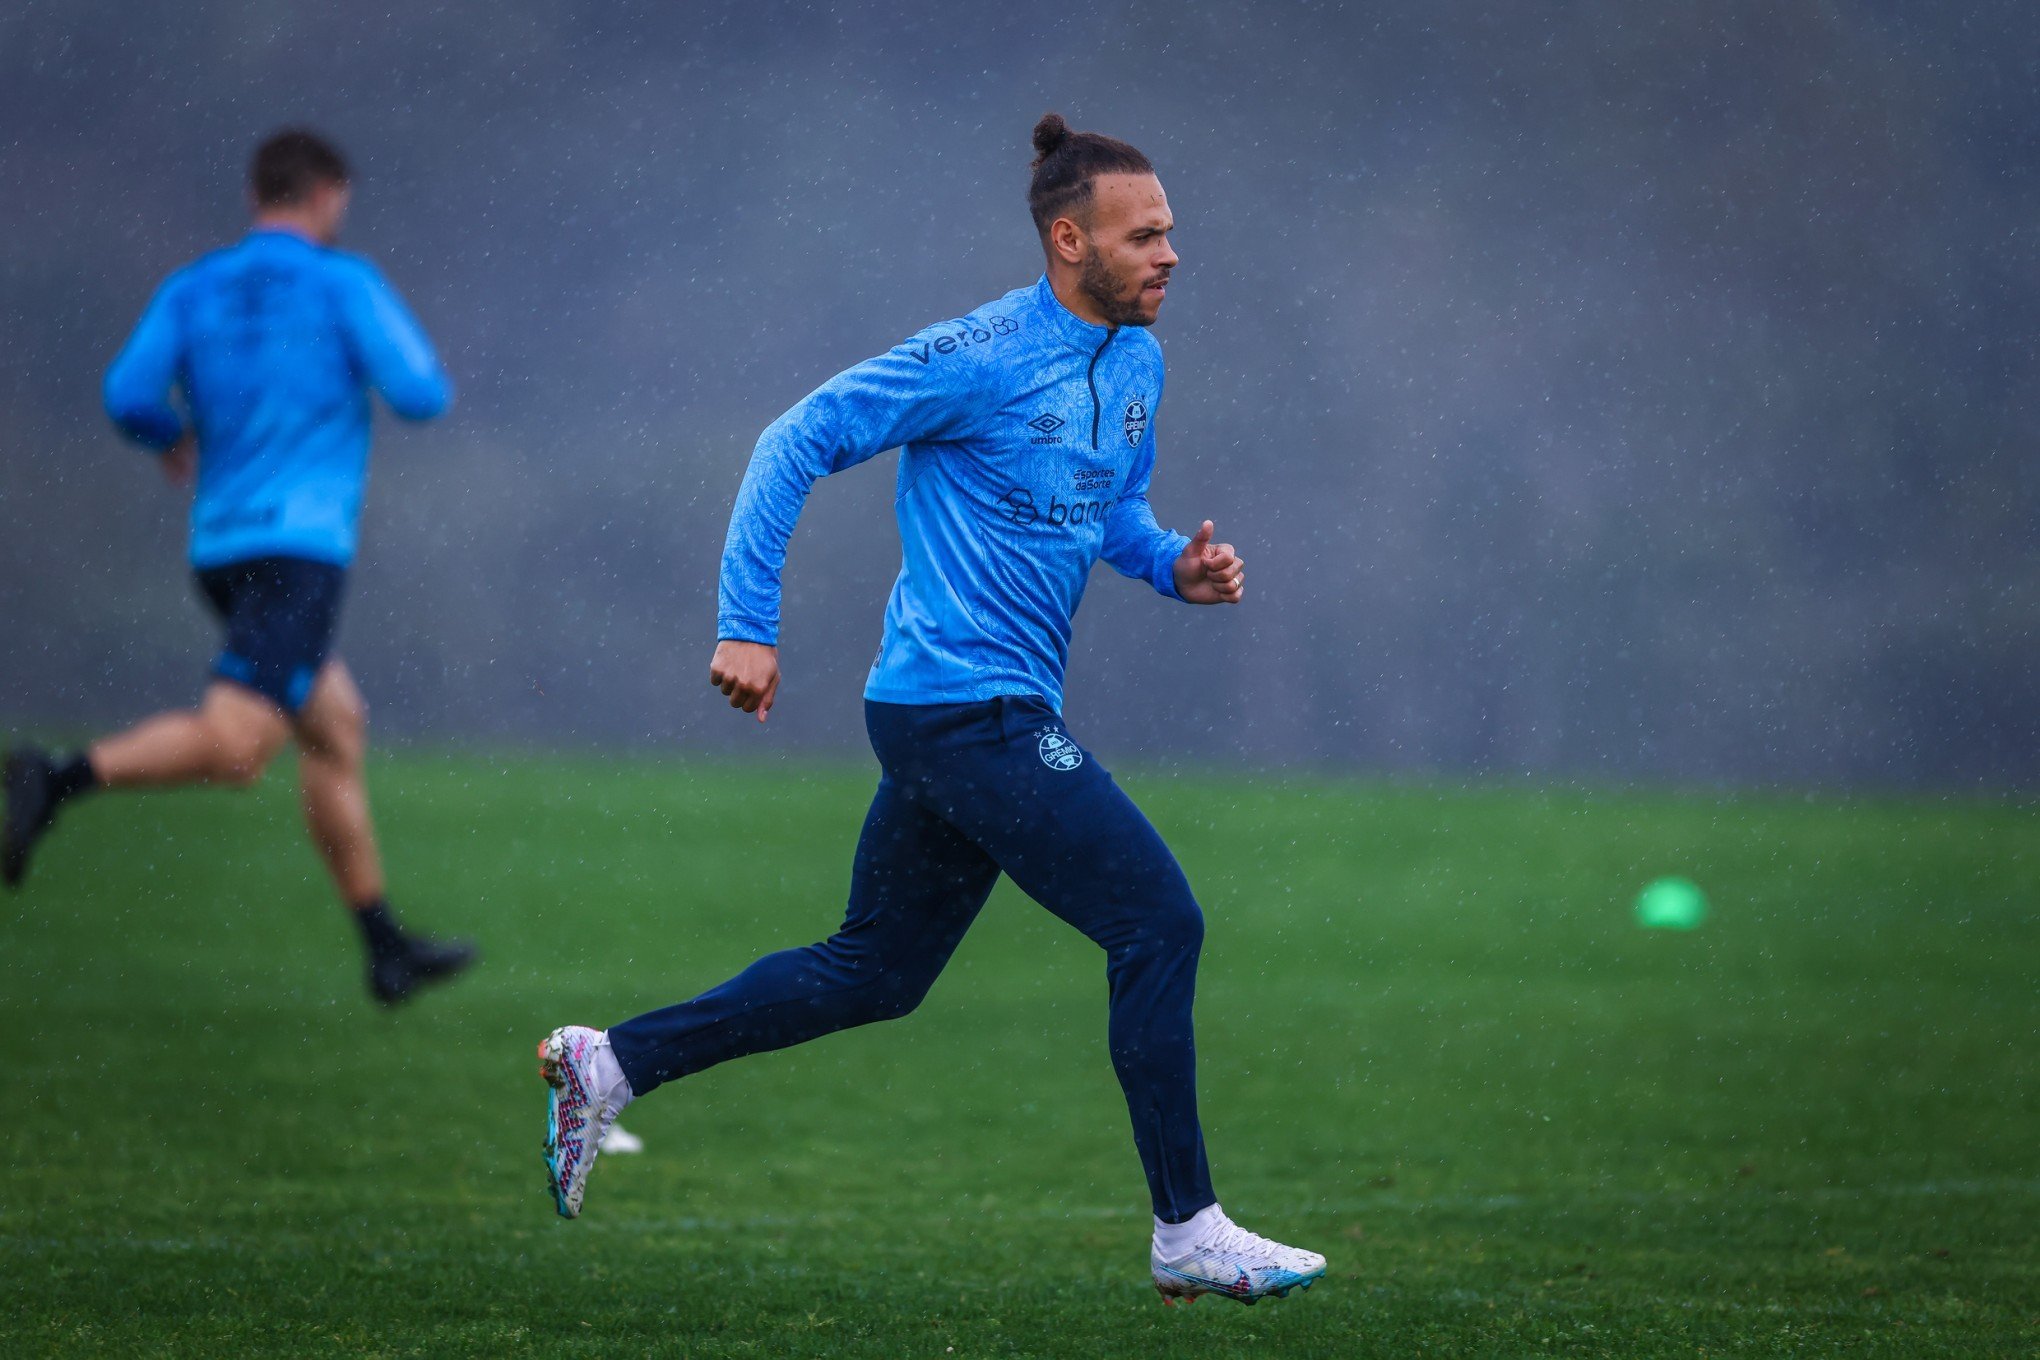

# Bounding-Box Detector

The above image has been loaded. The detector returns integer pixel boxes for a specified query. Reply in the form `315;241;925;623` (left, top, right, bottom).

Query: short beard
1077;251;1152;329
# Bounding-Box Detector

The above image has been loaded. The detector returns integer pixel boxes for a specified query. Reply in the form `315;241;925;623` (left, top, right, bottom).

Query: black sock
354;900;406;961
49;754;98;806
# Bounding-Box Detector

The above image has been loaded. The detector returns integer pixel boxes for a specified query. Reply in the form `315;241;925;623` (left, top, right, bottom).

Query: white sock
1153;1202;1226;1257
591;1031;635;1112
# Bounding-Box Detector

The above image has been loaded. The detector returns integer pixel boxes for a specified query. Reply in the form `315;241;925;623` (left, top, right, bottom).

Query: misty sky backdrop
3;2;2034;787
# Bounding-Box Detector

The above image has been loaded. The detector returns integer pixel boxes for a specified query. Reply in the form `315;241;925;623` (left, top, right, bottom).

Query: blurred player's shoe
538;1025;633;1218
1151;1206;1326;1305
2;747;59;889
368;933;477;1005
599;1122;644;1154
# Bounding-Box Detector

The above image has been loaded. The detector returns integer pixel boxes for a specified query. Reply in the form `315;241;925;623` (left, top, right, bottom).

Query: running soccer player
2;129;475;1006
536;114;1326;1305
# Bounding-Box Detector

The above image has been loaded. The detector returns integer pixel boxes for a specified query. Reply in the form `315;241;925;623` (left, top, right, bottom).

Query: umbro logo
1025;411;1065;446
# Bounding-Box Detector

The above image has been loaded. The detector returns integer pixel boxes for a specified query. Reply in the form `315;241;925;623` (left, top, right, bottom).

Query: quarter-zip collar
1030;275;1115;354
1028;276;1121;449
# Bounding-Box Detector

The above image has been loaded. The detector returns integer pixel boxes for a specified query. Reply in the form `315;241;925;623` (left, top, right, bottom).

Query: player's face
1075;173;1178;328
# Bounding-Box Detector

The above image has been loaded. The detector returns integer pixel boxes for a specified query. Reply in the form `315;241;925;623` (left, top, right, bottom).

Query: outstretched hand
1172;520;1245;605
710;639;780;722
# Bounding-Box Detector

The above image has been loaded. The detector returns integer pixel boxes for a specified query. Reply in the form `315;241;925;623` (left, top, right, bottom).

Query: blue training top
103;228;451;569
719;275;1190;710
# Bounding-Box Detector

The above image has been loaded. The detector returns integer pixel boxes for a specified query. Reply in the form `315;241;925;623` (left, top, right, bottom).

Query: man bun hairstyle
1031;112;1074;162
251;128;350;207
1027;112;1153;238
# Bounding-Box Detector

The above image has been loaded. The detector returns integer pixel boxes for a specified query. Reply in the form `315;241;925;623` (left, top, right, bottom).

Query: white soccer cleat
599;1122;644;1155
1151;1207;1327;1306
537;1025;633;1219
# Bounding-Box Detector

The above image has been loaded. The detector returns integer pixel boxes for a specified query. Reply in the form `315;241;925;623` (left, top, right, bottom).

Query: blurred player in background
3;129;476;1007
536;113;1324;1305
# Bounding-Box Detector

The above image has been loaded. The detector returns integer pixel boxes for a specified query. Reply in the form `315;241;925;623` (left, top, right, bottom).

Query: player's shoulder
306;245;388;289
180;235;382;294
887;288;1030;378
161;241;245;294
1123;325;1166;387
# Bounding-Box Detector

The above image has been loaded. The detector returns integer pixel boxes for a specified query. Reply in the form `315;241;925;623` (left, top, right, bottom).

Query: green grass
1;752;2034;1357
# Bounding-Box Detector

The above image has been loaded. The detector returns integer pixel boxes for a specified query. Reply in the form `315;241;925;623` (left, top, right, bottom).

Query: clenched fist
710;639;780;722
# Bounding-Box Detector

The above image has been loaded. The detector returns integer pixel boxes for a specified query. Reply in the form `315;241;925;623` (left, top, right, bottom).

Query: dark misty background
3;2;2035;787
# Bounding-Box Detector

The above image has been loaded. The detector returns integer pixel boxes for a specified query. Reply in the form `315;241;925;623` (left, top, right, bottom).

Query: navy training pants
607;695;1216;1222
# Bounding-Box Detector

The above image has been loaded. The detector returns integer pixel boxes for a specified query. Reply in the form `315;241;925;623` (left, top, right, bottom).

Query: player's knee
329;695;369;762
300;694;368;767
1150;891;1205;959
213;733;275;787
201;709;284;787
337;686;369;738
865;970;936;1022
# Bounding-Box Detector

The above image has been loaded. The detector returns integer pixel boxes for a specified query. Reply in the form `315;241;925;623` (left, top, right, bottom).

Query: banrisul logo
1123;399;1149;447
1038;729;1084;772
1000;487;1038;525
1000;486;1112;529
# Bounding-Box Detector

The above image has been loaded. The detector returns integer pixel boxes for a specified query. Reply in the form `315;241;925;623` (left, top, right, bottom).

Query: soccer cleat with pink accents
537;1025;631;1219
1152;1211;1327;1305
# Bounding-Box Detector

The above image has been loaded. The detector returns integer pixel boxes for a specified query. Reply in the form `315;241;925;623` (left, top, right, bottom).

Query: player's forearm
103;342;185;449
713;420;832;644
363;327;451;420
379;364;452;421
1102;498;1190;600
716;533;791;646
101;382;185;450
104;282;187;449
350;270;452;420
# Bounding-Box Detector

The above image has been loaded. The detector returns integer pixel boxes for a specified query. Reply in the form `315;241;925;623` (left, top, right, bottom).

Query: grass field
1;751;2033;1357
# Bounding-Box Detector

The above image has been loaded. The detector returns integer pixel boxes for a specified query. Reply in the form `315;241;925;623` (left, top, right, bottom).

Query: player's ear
1048;216;1086;265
